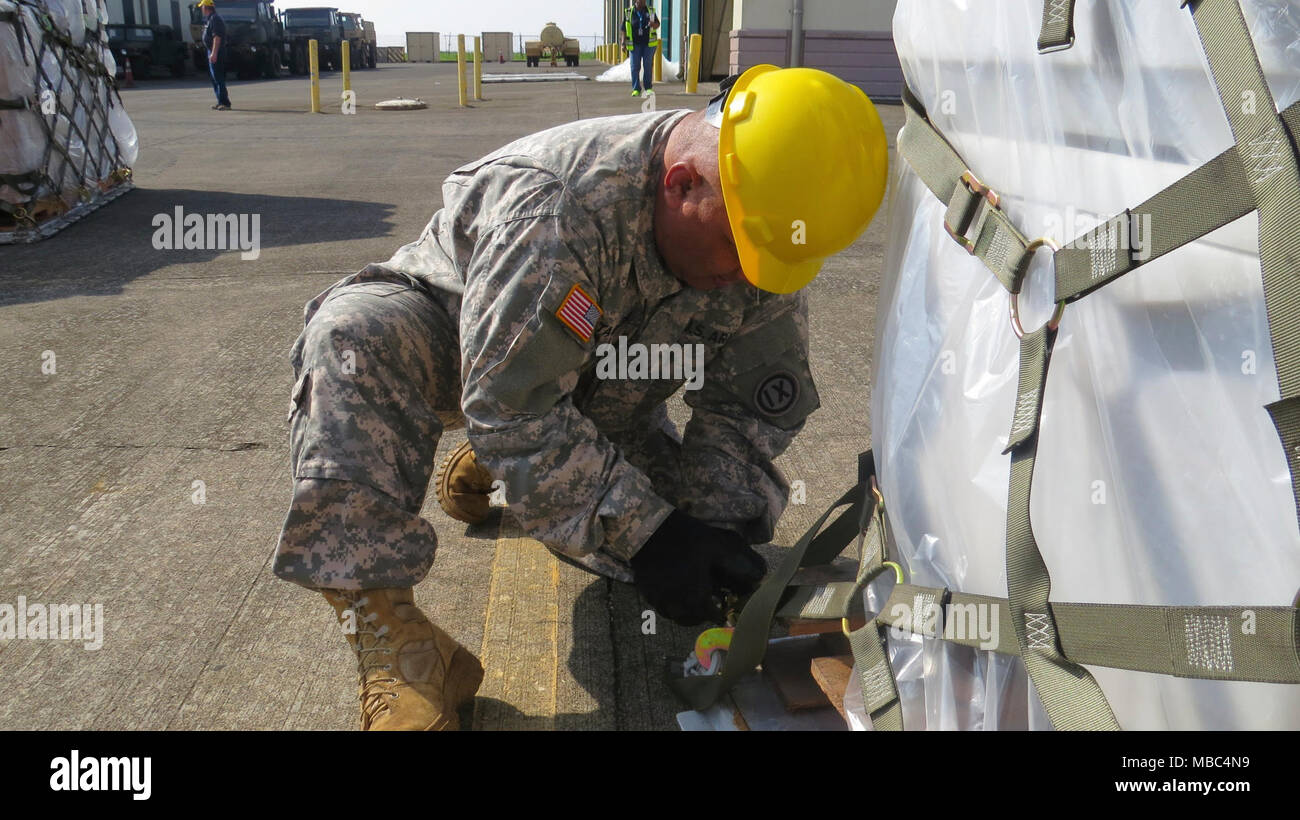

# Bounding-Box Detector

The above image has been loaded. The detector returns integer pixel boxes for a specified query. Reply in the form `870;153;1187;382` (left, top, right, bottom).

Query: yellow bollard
456;34;467;107
686;33;702;94
473;35;482;100
653;41;662;84
341;40;351;93
309;39;320;113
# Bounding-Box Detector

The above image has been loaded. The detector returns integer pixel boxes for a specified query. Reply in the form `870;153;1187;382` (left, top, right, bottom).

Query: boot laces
341;594;399;723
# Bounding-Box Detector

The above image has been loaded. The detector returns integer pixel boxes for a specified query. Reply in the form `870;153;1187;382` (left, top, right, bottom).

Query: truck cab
188;1;284;79
106;23;190;79
336;11;376;69
280;6;343;73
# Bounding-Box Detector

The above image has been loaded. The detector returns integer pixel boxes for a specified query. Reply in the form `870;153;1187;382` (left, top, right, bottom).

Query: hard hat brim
738;241;824;295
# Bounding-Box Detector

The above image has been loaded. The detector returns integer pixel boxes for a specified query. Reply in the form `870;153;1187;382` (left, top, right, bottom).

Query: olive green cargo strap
1187;0;1300;530
847;619;903;731
774;488;889;623
868;583;1300;684
790;485;905;731
1003;326;1121;729
903;84;1300;308
1051;104;1300;302
899;86;1040;294
842;504;905;731
670;451;879;712
1037;0;1076;53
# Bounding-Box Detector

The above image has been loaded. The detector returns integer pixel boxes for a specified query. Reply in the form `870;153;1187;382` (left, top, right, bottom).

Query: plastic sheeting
595;56;682;83
867;0;1300;729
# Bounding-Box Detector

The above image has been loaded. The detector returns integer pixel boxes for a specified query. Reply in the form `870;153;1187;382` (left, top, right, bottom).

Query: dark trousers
630;43;654;91
208;58;231;106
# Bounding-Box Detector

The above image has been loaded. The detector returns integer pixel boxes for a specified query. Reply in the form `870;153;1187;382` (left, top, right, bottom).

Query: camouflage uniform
274;110;819;591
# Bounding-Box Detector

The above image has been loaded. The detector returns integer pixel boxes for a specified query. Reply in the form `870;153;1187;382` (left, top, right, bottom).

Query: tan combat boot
322;587;484;731
435;440;494;524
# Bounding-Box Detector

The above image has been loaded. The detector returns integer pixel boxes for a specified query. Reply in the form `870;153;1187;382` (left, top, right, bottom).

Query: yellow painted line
474;529;561;730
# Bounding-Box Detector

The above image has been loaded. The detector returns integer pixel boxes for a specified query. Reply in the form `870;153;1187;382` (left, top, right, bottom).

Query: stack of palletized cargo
0;0;138;242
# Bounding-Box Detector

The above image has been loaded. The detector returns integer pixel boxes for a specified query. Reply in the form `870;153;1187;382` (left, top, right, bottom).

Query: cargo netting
0;0;138;242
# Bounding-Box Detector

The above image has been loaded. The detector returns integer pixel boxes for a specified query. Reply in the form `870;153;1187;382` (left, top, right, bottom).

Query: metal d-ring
841;561;904;638
1009;237;1066;340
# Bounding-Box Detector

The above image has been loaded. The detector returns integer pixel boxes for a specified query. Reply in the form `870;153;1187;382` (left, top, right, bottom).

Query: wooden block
787;616;866;636
810;655;855;722
762;635;833;711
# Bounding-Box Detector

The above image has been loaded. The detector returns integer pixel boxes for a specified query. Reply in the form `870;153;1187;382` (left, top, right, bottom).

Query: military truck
188;1;285;80
106;24;190;79
525;23;580;67
281;7;344;75
336;12;376;69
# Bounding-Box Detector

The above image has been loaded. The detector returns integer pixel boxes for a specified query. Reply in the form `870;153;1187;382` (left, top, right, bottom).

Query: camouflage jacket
380;110;818;561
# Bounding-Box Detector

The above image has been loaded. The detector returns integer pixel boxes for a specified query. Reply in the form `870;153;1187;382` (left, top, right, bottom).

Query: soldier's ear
662;161;699;206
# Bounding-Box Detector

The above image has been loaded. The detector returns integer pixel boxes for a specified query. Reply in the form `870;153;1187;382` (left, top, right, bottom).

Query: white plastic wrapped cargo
870;0;1300;729
0;0;136;239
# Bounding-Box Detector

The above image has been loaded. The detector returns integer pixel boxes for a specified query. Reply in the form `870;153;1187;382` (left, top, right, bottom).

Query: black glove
630;510;767;626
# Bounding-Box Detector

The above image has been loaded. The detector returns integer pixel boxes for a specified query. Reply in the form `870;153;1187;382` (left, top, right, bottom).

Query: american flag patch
555;284;601;342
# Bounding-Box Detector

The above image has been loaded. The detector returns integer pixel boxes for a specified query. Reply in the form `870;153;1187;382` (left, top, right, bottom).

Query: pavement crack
604;577;624;731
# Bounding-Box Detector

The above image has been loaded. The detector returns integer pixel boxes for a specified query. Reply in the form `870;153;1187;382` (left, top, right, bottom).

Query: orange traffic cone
122;54;135;87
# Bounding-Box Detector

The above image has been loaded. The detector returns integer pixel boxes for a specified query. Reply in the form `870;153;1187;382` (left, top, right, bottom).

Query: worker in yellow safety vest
622;0;660;97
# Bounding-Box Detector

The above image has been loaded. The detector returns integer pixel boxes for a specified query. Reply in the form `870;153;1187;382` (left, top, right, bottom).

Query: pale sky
274;0;608;48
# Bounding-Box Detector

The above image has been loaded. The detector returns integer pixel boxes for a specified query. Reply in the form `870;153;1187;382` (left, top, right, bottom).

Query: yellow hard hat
196;0;214;7
710;65;889;293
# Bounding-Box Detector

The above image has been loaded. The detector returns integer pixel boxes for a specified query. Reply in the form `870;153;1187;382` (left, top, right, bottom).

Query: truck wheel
172;54;186;78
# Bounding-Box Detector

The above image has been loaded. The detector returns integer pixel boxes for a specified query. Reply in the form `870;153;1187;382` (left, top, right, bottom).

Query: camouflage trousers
273;266;463;590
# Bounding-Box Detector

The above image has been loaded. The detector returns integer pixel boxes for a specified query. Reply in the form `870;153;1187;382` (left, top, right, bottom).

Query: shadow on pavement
0;187;395;306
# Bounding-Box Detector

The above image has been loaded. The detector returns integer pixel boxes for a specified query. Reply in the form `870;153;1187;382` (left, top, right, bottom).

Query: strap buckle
944;170;1001;254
